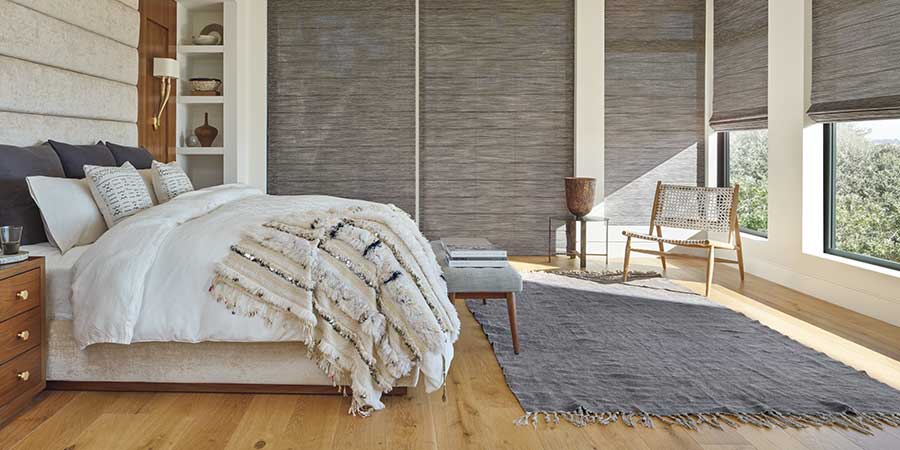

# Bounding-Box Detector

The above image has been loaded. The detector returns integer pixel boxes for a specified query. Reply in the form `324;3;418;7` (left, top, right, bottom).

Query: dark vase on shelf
195;112;218;147
564;177;596;217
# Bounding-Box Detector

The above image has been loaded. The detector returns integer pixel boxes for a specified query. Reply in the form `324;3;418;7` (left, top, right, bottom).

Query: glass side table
547;215;610;269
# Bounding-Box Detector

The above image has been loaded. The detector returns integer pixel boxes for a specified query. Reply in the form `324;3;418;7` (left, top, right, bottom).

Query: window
825;120;900;270
717;129;768;236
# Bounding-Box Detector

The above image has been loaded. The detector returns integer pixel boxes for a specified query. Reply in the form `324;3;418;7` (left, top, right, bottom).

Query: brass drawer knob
16;330;29;341
16;290;29;301
17;371;29;382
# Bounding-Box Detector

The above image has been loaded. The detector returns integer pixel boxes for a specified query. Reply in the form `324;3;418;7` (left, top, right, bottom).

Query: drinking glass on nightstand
1;226;23;255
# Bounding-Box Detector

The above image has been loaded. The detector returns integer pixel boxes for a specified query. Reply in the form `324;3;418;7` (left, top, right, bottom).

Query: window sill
740;231;768;242
803;250;900;280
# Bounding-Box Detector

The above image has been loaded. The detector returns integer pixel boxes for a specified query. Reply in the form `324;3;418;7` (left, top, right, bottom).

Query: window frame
717;131;768;238
823;123;900;271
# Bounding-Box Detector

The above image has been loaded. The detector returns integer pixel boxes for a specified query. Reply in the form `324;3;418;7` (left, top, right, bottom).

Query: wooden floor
1;256;899;449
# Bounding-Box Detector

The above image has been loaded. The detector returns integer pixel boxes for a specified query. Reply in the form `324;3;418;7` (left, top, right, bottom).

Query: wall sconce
152;57;179;130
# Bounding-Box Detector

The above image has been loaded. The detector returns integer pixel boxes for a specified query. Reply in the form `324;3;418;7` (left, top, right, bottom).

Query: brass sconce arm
153;77;173;130
151;57;179;131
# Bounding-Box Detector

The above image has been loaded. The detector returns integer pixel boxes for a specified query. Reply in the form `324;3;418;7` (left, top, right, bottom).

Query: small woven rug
466;271;900;433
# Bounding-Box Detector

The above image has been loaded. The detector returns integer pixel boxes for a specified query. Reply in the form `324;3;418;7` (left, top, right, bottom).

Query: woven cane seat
621;230;736;250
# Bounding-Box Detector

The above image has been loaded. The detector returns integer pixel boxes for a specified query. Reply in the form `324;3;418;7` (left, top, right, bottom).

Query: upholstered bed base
46;320;418;390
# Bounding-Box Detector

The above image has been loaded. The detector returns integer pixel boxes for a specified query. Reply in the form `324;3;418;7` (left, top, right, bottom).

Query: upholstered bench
431;241;524;354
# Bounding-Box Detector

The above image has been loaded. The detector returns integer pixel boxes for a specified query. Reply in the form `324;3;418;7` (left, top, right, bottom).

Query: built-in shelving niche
174;0;234;189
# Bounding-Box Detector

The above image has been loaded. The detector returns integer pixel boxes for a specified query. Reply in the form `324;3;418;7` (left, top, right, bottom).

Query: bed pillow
138;169;159;205
104;142;154;169
84;162;154;227
0;143;65;244
26;176;107;253
151;160;194;203
48;140;117;179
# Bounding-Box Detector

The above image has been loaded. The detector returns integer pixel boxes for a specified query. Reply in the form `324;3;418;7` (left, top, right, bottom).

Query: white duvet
71;184;410;347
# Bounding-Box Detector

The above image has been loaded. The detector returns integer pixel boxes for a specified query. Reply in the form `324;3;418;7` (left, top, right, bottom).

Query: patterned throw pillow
151;160;194;203
83;162;154;227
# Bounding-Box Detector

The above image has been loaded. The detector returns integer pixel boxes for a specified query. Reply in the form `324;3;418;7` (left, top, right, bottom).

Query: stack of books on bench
440;238;508;268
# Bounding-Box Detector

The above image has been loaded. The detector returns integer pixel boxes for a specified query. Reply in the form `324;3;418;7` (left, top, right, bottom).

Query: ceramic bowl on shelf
189;78;221;93
192;34;220;45
201;24;224;43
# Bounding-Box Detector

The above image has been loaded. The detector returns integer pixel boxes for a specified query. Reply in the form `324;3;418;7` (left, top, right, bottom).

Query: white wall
575;0;604;203
236;0;268;191
575;0;610;255
702;0;900;326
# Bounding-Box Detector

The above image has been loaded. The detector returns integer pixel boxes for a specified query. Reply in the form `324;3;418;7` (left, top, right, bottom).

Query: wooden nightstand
0;257;45;425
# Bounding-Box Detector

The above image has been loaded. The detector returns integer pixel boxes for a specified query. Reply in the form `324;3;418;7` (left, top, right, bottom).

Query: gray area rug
466;272;900;433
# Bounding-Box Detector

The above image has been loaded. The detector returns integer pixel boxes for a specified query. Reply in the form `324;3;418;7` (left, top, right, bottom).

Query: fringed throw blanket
210;203;460;414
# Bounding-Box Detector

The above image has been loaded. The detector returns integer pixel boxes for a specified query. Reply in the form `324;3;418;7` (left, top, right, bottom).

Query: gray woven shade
267;0;417;213
808;0;900;123
604;0;707;225
709;0;767;131
419;0;574;255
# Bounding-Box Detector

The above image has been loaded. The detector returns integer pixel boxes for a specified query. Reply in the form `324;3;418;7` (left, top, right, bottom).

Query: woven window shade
267;0;416;213
808;0;900;123
709;0;768;131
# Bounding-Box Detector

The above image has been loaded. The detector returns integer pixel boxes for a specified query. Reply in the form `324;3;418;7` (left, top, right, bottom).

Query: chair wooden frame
622;181;745;296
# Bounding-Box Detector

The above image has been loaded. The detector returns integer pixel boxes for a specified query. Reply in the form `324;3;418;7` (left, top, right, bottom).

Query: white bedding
71;184;452;351
21;242;89;320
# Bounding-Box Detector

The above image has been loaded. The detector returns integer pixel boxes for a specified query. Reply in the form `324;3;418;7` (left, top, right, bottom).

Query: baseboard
46;381;408;396
741;258;900;328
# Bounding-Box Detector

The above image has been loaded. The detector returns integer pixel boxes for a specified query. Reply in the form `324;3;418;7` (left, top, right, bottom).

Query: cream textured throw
210;203;460;414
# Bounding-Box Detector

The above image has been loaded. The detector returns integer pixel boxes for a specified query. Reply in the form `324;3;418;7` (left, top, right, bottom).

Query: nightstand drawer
0;308;41;365
0;347;41;407
0;269;40;322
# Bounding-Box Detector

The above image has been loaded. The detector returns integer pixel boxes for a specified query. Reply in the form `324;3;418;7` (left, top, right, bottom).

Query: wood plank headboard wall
137;0;177;163
0;0;140;147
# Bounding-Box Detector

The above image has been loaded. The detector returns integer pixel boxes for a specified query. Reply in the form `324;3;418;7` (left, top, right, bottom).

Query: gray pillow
0;143;65;244
47;140;116;178
104;142;154;169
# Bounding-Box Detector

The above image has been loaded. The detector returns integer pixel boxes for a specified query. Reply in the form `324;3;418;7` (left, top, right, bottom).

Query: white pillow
138;168;159;205
151;160;194;203
26;176;107;254
84;162;154;227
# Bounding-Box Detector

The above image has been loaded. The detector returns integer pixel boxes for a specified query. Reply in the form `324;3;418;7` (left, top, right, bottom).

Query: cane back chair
622;182;744;296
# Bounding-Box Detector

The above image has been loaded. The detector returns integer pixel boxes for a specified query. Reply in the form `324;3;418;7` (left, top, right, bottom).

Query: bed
26;241;388;391
3;142;459;414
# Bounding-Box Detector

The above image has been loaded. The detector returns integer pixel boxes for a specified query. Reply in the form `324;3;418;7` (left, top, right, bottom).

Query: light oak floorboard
0;256;897;449
0;391;77;449
273;393;342;449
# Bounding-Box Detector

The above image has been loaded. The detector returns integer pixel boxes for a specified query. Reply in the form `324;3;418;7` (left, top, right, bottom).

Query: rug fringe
513;409;900;435
539;269;662;281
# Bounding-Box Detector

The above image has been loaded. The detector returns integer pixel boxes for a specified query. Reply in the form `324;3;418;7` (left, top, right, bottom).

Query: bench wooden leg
506;292;520;354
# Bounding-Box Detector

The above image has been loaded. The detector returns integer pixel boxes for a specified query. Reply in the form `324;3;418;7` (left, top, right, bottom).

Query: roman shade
267;0;416;214
605;0;706;225
419;0;575;255
709;0;767;131
808;0;900;122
